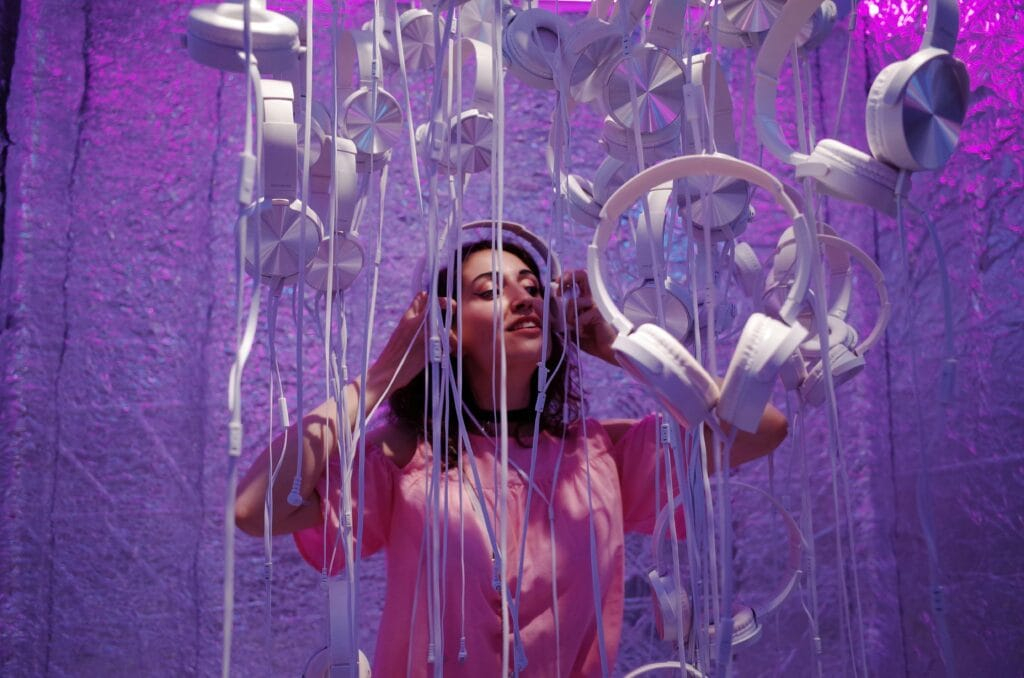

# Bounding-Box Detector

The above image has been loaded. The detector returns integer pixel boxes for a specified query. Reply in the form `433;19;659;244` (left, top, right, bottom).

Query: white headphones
648;481;804;645
755;0;969;215
561;0;651;106
622;182;700;344
302;576;372;678
417;38;496;175
707;0;837;52
377;1;439;72
588;154;814;429
565;157;636;229
186;0;300;74
791;234;891;406
336;29;404;171
413;220;562;295
245;78;323;283
503;6;570;91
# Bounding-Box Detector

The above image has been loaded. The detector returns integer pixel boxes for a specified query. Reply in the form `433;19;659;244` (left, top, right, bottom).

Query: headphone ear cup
799;342;866;406
622;282;696;345
565;174;602;228
612;323;720;428
246;199;325;282
865;61;904;168
797;0;837;51
718;314;808;432
648;570;692;642
796;138;905;217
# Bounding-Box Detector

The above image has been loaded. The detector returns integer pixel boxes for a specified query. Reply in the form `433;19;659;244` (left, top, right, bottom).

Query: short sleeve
293;436;397;574
605;414;686;538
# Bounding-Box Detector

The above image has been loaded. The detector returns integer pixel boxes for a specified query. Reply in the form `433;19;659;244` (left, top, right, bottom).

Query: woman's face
456;248;547;374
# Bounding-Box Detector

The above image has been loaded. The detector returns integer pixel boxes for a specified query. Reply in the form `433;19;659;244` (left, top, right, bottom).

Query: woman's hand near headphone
557;269;618;366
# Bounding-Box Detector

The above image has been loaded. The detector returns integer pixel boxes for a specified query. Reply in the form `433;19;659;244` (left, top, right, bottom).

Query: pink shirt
295;415;673;676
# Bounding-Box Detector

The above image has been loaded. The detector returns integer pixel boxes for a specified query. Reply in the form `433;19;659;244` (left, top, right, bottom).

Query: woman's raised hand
556;269;618;366
366;292;458;402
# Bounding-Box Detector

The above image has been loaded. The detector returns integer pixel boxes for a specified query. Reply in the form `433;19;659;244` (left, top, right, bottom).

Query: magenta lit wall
1;0;1022;676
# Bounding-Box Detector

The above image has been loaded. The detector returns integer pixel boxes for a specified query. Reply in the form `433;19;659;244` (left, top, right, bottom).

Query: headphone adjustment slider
237;152;256;205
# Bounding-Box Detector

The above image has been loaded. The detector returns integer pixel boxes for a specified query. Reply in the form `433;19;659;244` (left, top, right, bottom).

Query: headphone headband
590;154;811;334
814;234;891;354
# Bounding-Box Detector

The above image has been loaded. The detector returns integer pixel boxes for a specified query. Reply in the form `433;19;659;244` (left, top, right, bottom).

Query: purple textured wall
1;0;1021;676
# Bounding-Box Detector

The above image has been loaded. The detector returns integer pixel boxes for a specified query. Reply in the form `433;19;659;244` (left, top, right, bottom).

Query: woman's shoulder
365;422;421;470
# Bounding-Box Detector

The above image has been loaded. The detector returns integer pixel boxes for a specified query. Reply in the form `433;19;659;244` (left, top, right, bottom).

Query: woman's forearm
234;365;392;537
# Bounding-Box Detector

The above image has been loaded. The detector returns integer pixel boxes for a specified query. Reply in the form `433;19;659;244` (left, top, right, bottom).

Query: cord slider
228;421;243;457
430;335;443;363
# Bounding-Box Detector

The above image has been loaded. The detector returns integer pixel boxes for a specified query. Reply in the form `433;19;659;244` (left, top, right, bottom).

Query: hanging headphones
755;0;969;215
186;1;300;74
707;0;836;52
301;121;365;294
336;28;404;171
416;38;496;175
561;0;651;106
765;227;891;405
565;157;635;229
377;2;439;72
412;220;563;295
793;234;891;406
302;576;372;678
588;154;814;429
245;78;323;283
622;182;698;344
601;0;688;140
648;481;804;646
503;6;570;91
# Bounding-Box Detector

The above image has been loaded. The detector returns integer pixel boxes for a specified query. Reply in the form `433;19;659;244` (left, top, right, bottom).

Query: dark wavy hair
387;240;582;466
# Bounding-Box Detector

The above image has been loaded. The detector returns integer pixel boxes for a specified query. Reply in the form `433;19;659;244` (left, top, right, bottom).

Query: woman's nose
506;282;536;312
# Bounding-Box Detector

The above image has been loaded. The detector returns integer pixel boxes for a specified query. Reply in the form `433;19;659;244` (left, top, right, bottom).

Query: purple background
1;0;1021;675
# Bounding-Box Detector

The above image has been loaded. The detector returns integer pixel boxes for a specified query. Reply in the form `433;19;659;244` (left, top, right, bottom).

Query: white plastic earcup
420;38;496;176
600;117;683;165
297;236;365;294
565;174;602;228
186;2;300;73
865;48;970;172
602;44;688;134
799;341;865;406
797;313;858;358
623;282;697;344
718;313;808;432
676;174;752;239
245;199;324;282
731;241;764;301
302;647;371;678
379;8;438;72
648;569;692;642
503;7;569;91
612;323;720;428
308;135;360;234
336;29;404;168
795;139;906;217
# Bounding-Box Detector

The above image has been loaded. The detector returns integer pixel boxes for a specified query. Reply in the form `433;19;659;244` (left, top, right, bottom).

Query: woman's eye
525;284;540;297
476;289;495;300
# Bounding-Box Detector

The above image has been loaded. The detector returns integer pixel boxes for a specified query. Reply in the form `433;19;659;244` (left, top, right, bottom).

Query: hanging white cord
791;41;868;678
791;393;825;676
285;0;316;509
898;197;959;677
830;2;859;138
222;1;263;662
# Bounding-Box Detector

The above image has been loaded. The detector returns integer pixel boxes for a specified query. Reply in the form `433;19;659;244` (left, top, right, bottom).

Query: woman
235;229;787;676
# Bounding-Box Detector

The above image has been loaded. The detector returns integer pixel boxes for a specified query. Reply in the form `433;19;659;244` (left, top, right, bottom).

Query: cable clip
661;422;671;444
228;421;243;457
430;335;443;363
458;637;468;662
931;585;946;614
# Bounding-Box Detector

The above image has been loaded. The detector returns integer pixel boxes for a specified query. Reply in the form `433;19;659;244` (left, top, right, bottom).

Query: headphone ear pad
865;61;904;168
648;570;692;642
612;323;719;428
718;314;807;432
799;343;865;406
796;139;904;217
